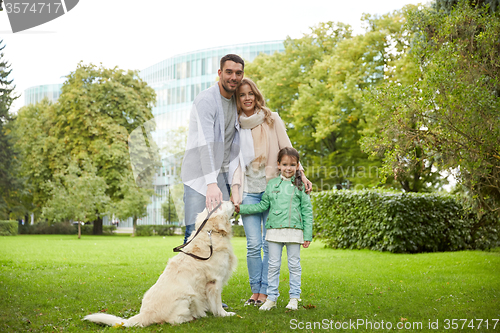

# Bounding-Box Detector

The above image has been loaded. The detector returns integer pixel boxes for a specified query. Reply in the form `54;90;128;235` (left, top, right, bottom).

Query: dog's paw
220;310;236;317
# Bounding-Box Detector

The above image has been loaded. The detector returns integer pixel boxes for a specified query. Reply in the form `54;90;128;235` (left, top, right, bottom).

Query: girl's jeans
241;191;269;295
267;241;302;302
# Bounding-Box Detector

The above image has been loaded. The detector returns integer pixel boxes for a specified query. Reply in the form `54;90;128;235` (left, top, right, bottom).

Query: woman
234;78;311;306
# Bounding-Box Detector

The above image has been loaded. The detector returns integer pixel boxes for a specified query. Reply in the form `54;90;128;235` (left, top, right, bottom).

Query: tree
161;188;179;224
362;1;500;214
42;160;110;239
13;100;57;220
433;0;499;13
159;126;187;224
360;7;446;193
246;22;352;181
246;14;413;190
113;180;151;236
0;40;23;220
14;63;158;232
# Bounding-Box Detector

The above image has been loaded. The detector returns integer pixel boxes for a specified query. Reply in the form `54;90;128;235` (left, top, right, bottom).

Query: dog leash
173;202;222;261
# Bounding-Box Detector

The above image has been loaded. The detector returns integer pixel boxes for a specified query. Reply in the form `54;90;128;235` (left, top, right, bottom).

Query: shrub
18;223;35;234
103;225;117;235
135;225;154;236
18;222;116;235
155;225;177;236
19;222;76;235
311;190;500;253
232;225;246;237
470;212;500;250
80;225;93;235
0;220;18;236
135;225;178;236
79;225;116;235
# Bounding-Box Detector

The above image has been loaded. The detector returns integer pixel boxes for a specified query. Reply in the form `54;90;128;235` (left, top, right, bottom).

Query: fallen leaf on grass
112;322;125;329
303;304;316;309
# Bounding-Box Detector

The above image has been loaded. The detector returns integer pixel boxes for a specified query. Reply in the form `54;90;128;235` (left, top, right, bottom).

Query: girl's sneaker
285;298;299;310
259;299;276;311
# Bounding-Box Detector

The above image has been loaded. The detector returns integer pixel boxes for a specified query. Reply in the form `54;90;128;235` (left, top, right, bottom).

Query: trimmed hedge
135;225;246;237
232;225;246;237
18;222;116;235
312;190;500;253
0;220;18;236
135;225;177;236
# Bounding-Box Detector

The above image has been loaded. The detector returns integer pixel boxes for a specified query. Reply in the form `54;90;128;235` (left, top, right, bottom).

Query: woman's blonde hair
236;78;274;127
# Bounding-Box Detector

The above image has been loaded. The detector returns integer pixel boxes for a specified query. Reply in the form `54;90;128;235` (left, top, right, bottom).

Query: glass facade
24;84;63;105
138;40;285;149
24;40;285;228
131;41;285;227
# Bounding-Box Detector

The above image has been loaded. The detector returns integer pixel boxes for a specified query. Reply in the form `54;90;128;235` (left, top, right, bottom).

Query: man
181;54;244;244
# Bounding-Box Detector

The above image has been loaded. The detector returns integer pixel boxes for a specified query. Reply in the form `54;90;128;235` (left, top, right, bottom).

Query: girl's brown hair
277;147;303;191
236;78;274;127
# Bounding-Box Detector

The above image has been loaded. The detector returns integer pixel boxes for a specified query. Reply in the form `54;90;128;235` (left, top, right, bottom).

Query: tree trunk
93;216;103;235
132;216;137;237
78;222;81;239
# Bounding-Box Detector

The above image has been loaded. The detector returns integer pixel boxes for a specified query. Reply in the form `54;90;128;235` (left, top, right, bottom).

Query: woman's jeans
242;192;269;295
267;241;302;302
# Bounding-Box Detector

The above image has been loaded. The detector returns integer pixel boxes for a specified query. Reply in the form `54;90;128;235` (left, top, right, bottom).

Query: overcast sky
1;0;423;112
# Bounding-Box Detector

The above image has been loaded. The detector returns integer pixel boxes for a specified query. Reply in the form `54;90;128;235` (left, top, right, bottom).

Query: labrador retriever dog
83;201;237;327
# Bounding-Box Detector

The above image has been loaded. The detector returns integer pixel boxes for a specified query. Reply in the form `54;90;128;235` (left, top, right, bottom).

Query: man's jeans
183;172;230;244
241;191;269;295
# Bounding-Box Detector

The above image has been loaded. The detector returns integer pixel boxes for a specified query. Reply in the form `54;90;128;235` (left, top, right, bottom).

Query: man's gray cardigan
181;84;241;195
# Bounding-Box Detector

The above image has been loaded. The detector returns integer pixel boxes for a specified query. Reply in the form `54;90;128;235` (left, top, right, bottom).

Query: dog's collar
172;202;222;261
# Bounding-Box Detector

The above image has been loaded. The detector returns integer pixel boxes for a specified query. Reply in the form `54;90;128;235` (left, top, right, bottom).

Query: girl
235;78;312;306
236;147;313;311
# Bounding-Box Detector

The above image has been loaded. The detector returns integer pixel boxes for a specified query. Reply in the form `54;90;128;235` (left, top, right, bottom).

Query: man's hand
206;183;223;211
303;241;311;248
301;171;313;194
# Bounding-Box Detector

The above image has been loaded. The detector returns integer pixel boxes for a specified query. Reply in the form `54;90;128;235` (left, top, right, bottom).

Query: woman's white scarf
239;110;268;171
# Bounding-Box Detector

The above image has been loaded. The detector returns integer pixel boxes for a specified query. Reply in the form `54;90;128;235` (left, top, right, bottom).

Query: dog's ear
211;215;230;235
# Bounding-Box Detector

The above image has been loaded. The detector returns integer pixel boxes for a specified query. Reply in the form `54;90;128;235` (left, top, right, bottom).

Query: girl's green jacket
239;176;313;241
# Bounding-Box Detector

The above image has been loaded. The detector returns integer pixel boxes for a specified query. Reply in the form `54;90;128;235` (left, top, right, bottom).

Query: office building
24;41;285;228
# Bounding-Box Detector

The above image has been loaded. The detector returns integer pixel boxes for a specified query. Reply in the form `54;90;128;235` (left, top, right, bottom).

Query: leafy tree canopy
433;0;499;13
362;0;500;214
0;40;25;220
14;63;158;231
246;11;421;191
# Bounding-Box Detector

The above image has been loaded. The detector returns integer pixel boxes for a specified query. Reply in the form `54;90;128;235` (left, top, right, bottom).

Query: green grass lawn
0;235;499;332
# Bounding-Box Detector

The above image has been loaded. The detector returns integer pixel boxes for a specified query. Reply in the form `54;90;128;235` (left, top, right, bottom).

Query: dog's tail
83;313;141;327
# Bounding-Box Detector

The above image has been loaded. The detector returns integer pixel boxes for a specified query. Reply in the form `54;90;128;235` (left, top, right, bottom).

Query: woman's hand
303;241;311;248
230;185;241;205
234;203;240;214
301;171;313;194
